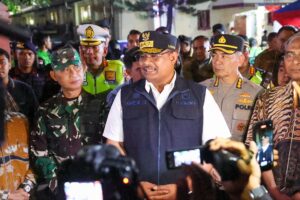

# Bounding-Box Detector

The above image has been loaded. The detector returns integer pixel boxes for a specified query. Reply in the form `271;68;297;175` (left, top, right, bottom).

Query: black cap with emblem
16;41;37;53
139;31;177;54
210;34;244;54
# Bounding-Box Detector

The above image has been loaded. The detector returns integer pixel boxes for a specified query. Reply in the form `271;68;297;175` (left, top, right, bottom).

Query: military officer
30;46;103;196
77;24;124;96
202;34;262;142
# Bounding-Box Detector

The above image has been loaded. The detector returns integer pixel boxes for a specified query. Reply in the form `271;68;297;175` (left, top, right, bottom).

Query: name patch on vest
105;71;116;83
126;99;147;106
235;104;252;110
175;93;197;106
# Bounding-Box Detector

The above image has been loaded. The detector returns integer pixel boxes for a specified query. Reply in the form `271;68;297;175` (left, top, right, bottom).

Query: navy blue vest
121;77;206;184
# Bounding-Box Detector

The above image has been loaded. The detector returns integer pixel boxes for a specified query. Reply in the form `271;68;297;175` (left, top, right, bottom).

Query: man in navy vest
103;31;231;200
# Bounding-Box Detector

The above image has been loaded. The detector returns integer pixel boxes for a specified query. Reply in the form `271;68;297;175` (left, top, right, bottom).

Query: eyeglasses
81;45;102;53
139;50;171;61
284;51;300;62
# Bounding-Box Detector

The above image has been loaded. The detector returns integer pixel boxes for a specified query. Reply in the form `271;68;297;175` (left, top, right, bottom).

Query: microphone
0;19;31;42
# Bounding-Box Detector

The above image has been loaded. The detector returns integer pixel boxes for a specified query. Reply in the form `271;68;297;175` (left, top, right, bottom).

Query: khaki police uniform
202;76;262;141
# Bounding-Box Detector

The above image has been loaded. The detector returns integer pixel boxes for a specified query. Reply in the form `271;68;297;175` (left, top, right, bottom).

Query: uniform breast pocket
47;118;68;137
231;106;252;141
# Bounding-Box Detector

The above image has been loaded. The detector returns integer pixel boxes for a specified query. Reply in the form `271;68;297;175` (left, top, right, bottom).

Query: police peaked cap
210;34;244;54
77;24;109;46
139;31;177;54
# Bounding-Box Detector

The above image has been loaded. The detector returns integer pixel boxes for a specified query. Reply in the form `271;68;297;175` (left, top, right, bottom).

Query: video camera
166;140;241;181
57;144;140;200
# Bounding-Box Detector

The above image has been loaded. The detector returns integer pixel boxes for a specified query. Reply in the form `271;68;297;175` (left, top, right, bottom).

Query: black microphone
0;19;31;42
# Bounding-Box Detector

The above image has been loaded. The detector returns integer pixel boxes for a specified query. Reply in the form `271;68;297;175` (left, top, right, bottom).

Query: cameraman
179;138;273;200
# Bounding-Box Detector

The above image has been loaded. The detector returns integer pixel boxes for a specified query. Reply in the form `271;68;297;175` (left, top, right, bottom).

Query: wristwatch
249;185;268;199
22;184;31;193
20;180;34;193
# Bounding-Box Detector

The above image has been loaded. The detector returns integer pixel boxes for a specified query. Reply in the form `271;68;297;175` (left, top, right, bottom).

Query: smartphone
166;147;201;169
64;181;103;200
253;120;274;171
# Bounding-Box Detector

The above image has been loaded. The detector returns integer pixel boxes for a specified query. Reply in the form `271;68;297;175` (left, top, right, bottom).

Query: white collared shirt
103;73;231;144
145;72;177;110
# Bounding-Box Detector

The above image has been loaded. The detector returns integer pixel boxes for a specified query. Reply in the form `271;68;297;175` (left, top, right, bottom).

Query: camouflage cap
51;46;81;71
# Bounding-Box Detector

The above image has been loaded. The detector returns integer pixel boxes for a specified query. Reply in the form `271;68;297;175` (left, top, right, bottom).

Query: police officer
103;31;231;200
202;34;262;142
30;46;103;197
77;24;124;96
10;41;47;102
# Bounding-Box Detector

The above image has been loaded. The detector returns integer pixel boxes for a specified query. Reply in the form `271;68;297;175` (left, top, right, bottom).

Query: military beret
139;31;177;54
51;46;81;71
210;34;244;54
77;24;109;46
16;41;36;53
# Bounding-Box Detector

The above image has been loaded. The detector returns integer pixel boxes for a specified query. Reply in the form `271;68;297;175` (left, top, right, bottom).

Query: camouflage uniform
30;92;103;188
30;47;104;192
253;49;281;72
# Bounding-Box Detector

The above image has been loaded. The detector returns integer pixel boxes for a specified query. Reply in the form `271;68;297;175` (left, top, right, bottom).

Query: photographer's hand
209;138;261;199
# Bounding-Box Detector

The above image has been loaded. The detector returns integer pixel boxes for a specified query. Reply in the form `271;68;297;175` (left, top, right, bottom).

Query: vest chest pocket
171;96;200;119
123;106;148;119
46;118;68;137
172;105;200;119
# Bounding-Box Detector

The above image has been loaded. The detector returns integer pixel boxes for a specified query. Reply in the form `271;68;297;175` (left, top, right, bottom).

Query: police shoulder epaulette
213;77;219;87
236;78;243;89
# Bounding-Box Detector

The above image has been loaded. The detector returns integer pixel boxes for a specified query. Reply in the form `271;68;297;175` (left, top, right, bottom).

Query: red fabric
272;10;300;27
265;5;281;12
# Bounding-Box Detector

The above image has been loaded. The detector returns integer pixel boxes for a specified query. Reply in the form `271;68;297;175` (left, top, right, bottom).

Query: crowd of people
1;2;300;199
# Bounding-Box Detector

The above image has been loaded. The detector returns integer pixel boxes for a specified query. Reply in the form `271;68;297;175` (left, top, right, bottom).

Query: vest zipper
157;110;161;185
94;75;97;94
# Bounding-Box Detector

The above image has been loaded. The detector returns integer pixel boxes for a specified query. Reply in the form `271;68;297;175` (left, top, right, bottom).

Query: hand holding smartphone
64;181;103;200
253;120;274;171
166;147;201;169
